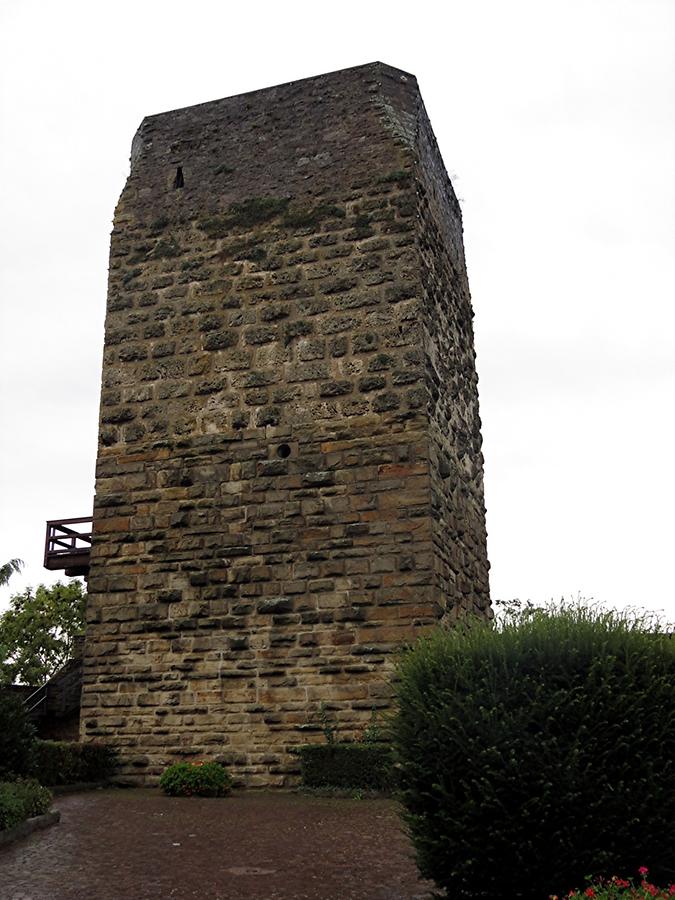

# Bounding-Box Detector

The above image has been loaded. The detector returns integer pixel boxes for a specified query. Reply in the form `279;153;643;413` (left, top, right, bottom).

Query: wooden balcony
44;517;92;577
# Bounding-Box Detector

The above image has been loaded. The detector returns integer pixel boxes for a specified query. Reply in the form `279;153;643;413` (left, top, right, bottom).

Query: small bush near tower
159;762;232;797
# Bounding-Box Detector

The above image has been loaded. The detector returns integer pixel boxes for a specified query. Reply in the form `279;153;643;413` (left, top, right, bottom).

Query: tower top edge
139;62;418;127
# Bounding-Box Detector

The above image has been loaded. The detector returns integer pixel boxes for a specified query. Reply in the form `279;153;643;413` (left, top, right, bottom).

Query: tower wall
82;63;490;785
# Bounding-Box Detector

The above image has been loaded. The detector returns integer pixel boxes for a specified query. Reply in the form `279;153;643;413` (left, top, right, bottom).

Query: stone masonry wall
415;105;491;619
81;63;490;786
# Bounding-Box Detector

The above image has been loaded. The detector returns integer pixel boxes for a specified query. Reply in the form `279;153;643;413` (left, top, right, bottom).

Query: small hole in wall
276;443;291;459
173;166;184;188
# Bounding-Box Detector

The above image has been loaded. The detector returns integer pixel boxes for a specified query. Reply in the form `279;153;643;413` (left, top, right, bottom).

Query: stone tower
82;62;490;786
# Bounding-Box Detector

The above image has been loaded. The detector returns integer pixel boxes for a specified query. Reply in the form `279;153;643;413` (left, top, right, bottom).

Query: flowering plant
551;868;675;899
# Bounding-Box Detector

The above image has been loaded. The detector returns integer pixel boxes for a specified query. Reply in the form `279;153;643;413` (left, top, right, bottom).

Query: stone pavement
0;789;434;899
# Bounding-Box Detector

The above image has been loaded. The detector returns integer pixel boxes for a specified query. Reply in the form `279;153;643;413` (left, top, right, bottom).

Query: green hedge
27;741;117;786
159;762;232;797
0;691;35;779
0;779;53;831
297;743;394;791
393;606;675;900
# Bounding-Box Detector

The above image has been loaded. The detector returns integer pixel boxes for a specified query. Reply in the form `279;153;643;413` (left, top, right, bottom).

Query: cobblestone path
0;789;433;899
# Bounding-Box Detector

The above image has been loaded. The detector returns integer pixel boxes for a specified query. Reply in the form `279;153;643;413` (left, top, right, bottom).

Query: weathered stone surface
82;62;491;787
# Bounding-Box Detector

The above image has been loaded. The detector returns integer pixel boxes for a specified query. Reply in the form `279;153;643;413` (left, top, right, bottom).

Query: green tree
0;558;23;587
0;581;86;686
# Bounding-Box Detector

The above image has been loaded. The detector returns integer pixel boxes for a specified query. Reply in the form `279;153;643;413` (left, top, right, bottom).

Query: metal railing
23;683;48;717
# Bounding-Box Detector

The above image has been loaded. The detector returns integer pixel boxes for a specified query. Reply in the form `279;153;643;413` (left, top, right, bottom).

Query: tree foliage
0;558;23;587
0;581;86;686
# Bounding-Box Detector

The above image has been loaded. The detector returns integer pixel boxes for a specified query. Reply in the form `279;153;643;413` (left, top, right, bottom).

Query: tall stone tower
82;63;490;785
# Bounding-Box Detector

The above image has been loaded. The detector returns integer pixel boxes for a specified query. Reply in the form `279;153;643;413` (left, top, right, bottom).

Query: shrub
0;691;35;779
0;783;23;830
393;604;675;900
0;779;52;831
297;743;394;791
77;743;118;781
159;762;232;797
27;740;117;785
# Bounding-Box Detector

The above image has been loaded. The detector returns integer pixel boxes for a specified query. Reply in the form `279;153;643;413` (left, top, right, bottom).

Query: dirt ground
0;788;435;899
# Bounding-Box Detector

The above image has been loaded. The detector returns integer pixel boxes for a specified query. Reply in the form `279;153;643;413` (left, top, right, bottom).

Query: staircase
23;641;84;741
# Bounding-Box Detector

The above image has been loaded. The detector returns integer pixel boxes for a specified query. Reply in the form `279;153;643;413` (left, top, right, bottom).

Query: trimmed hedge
159;762;232;797
27;741;117;786
393;605;675;900
0;779;52;831
0;691;35;779
297;743;394;791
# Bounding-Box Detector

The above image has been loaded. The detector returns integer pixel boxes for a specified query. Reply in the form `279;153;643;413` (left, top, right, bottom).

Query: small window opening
173;166;184;189
276;443;291;459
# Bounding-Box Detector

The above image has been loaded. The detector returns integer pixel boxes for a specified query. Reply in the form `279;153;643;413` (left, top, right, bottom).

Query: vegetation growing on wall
199;197;348;239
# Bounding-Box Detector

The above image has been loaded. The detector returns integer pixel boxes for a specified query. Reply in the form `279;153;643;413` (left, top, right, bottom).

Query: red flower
640;867;650;876
584;889;595;898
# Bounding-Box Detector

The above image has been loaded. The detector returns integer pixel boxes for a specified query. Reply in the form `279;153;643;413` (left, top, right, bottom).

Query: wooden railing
44;516;92;576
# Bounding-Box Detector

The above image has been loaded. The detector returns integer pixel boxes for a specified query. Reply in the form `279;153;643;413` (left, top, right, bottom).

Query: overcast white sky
1;0;673;621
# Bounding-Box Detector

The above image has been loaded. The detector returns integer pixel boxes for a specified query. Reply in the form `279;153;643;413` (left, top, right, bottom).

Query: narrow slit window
173;166;184;189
